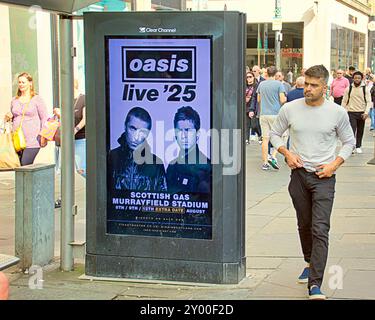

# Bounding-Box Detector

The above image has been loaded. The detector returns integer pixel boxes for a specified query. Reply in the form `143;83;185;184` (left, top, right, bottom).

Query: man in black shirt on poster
108;106;167;192
166;106;211;194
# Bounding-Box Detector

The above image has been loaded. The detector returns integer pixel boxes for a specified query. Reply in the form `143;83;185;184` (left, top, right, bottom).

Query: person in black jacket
370;76;375;131
108;107;167;191
166;106;211;193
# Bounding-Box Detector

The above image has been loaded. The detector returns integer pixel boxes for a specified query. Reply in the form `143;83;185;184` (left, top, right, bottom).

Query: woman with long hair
245;71;258;144
4;72;48;165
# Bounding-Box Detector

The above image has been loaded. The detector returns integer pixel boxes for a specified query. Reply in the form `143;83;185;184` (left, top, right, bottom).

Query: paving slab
247;203;291;217
246;257;283;270
330;216;375;234
339;258;375;271
248;281;306;299
259;217;298;235
330;235;375;259
331;270;375;300
247;234;301;257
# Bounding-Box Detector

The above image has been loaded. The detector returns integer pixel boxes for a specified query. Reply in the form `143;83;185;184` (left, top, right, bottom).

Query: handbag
39;116;61;141
13;102;29;153
0;122;21;169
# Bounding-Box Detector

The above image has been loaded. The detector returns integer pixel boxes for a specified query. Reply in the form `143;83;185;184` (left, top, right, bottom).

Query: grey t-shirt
257;79;286;115
270;98;355;172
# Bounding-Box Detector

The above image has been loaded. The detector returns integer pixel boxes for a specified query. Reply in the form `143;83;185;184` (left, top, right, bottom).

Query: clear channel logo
139;27;177;33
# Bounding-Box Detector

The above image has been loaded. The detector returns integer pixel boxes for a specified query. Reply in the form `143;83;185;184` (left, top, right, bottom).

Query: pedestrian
3;72;48;166
275;71;292;94
345;66;355;85
270;64;356;300
53;79;86;208
245;71;258;144
364;67;372;82
329;69;350;105
257;66;287;170
287;76;305;102
341;71;372;154
370;75;375;131
287;69;294;85
252;65;265;83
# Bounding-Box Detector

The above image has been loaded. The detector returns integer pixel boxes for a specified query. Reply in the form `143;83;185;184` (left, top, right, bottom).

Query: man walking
330;69;350;105
252;65;265;83
341;71;372;154
287;76;305;102
270;65;355;300
276;71;292;94
257;66;287;170
345;66;355;85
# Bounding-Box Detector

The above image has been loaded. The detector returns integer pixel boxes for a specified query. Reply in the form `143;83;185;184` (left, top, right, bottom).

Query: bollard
14;164;55;270
0;272;9;300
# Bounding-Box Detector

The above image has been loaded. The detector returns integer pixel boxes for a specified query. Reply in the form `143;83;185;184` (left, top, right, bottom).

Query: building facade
0;0;186;163
187;0;374;76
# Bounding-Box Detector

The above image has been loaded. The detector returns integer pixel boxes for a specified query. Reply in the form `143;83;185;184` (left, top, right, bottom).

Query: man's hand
361;113;368;120
285;151;304;169
315;163;337;178
249;111;255;118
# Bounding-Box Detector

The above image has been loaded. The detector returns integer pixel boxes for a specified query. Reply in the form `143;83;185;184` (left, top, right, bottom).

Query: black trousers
333;96;343;105
288;168;336;288
245;116;262;141
348;112;365;148
19;148;40;166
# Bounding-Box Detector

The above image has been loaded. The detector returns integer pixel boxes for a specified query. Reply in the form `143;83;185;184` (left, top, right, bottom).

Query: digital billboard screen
106;36;212;239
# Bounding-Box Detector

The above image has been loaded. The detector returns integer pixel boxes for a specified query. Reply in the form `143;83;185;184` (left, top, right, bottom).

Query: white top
270;98;356;172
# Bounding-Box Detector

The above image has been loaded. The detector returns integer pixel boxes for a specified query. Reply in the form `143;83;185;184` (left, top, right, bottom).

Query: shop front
246;22;304;80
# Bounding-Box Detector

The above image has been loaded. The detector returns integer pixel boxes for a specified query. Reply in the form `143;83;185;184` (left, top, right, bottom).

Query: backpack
347;85;367;105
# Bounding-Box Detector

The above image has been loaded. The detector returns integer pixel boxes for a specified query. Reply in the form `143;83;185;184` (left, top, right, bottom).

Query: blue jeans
75;138;86;178
54;138;86;178
370;108;375;129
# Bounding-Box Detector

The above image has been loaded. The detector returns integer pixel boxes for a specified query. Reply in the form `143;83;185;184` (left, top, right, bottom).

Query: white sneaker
356;148;363;154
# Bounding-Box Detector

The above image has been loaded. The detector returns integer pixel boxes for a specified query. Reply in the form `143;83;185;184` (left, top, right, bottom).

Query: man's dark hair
174;106;200;131
267;66;278;77
353;71;364;79
305;65;329;84
349;66;356;71
125;107;152;130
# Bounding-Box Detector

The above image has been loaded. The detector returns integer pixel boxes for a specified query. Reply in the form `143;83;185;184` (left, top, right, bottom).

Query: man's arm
315;111;355;178
270;107;289;151
341;87;349;108
279;83;287;105
315;156;344;179
365;87;372;115
329;79;334;96
279;92;287;105
270;106;305;169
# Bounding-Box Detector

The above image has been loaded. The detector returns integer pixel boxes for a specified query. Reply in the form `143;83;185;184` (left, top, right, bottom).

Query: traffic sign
273;18;282;31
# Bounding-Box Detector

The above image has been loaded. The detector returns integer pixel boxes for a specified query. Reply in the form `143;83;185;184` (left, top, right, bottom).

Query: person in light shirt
330;69;350;105
270;65;355;300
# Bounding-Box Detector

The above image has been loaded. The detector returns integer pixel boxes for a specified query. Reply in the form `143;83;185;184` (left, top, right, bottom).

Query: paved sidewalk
1;123;374;300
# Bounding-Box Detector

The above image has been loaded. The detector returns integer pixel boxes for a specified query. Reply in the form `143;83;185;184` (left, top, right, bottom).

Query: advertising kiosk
85;11;246;284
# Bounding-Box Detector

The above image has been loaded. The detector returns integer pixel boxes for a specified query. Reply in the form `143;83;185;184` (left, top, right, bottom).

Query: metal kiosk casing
85;11;246;284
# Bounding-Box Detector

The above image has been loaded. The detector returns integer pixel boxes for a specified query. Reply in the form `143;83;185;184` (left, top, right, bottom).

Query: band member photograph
108;106;167;192
166;106;211;193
